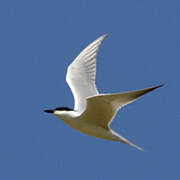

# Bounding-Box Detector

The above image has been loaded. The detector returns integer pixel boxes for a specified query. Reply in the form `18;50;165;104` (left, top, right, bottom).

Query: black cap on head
44;107;73;113
55;107;73;111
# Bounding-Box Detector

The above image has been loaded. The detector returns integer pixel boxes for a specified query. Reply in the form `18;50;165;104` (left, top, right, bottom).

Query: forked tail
111;129;144;151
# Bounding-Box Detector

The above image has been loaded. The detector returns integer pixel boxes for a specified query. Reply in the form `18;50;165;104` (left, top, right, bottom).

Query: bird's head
44;107;74;115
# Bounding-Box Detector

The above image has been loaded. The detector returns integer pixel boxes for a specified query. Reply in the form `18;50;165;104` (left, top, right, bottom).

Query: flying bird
44;34;163;151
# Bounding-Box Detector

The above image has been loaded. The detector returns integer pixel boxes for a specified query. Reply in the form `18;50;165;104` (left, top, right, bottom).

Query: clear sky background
0;0;179;179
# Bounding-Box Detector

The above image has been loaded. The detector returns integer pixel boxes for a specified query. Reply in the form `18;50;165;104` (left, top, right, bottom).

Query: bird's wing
81;85;163;129
66;34;107;113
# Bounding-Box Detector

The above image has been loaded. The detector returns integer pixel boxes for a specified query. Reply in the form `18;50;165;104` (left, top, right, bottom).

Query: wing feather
66;34;107;112
82;85;163;129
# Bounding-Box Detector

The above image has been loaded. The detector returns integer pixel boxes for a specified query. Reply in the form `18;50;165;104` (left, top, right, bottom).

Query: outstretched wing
81;85;163;129
66;34;107;113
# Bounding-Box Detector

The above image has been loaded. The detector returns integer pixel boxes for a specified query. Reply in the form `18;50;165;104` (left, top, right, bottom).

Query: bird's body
45;34;163;151
55;111;117;142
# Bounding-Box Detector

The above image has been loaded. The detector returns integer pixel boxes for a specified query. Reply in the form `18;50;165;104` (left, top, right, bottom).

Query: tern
44;34;163;151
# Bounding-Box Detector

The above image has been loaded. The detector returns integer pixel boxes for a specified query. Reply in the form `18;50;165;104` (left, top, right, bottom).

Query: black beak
44;109;54;113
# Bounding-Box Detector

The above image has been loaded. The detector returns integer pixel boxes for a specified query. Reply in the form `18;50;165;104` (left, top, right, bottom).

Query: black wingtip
147;84;164;93
154;84;164;89
44;109;54;113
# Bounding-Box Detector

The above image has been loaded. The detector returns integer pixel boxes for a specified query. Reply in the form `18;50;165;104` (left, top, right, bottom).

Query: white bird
44;34;163;151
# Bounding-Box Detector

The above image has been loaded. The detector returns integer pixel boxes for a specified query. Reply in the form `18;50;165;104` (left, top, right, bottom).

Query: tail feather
125;140;144;151
111;129;144;151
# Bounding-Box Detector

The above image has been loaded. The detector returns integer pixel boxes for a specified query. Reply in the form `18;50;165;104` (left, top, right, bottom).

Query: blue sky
0;0;179;179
